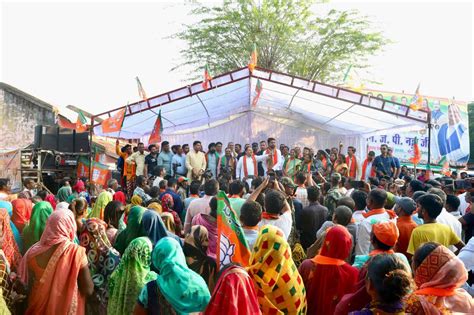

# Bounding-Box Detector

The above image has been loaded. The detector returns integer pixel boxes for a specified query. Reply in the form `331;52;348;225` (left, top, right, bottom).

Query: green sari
113;206;146;255
89;191;112;220
108;237;157;315
56;186;72;202
22;201;53;252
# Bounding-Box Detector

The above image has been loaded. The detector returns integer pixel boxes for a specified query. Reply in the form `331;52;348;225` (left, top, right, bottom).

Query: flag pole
427;111;432;167
88;116;94;194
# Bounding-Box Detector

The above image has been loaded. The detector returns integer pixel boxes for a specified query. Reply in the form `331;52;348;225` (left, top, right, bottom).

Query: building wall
0;83;55;150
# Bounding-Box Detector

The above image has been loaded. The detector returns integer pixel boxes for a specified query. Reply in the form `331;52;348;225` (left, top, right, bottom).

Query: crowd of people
0;137;473;314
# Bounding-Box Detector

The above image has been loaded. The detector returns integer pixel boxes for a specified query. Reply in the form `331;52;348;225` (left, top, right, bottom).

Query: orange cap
373;221;399;247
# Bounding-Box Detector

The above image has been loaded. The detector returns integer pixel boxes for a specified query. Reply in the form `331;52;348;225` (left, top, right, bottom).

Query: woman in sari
68;180;90;204
283;149;301;180
191;197;218;259
0;208;21;271
56;201;69;212
247;225;307;315
141;210;170;247
147;202;162;213
120;195;143;227
183;225;217;291
0;200;23;252
133;237;210;315
79;218;120;315
334;153;349;177
114;206;145;255
18;209;94;315
22;201;53;252
108;237;157;315
300;153;317;174
405;242;474;314
299;225;359;314
161;194;183;237
160;212;175;234
56;183;72;202
103;200;124;245
204;264;261;315
11;198;32;233
89;191;112;220
44;194;57;210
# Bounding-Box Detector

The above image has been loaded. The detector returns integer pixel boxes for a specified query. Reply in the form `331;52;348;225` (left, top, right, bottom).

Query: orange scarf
262;212;279;220
415;287;457;297
346;155;357;178
361;158;376;180
243;155;257;177
369;249;395;256
312;254;346;266
362;208;397;219
266;149;278;168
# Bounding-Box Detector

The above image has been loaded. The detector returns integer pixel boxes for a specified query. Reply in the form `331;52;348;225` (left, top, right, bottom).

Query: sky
1;0;473;121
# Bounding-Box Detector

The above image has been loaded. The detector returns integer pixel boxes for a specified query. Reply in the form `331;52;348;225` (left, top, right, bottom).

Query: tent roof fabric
92;67;429;139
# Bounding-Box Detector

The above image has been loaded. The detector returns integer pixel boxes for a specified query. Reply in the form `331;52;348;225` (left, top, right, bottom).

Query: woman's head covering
55;202;69;212
204;265;261;315
44;194;57;211
183;225;217;291
56;186;72;202
79;218;120;311
11;198;33;232
0;208;21;270
107;237;157;315
148;202;162;214
0;201;12;216
161;194;174;212
89;191;112;220
247;225;307;314
407;244;474;314
103;201;123;229
73;180;85;193
22;201;54;251
19;209;77;284
153;237;210;313
130;195;143;206
160;212;175;233
141;210;168;247
112;191;126;205
305;225;359;315
113;206;145;255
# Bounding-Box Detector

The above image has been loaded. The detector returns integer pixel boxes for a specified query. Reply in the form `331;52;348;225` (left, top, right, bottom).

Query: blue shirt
159;189;184;214
373;155;396;178
158;151;174;175
171;154;187;176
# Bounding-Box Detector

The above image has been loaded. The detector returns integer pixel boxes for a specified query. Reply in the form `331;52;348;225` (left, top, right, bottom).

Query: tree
173;0;388;83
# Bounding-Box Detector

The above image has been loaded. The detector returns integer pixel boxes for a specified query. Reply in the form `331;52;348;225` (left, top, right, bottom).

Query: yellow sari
247;225;307;315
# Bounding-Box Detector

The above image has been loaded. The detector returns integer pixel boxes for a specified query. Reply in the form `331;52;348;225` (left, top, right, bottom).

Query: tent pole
427;111;432;167
89;116;94;194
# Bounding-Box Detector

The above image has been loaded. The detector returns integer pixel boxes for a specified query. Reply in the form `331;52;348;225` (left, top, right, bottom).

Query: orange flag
216;191;251;270
248;43;257;73
202;64;212;90
148;110;163;144
101;108;126;133
251;79;263;108
409;137;421;166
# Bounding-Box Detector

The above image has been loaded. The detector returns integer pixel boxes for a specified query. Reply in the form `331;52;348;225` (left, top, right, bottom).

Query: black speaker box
34;125;90;153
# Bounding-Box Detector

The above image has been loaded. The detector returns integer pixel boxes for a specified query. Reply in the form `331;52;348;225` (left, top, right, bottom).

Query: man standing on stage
205;142;220;178
346;145;358;179
361;151;376;181
144;144;159;178
388;147;401;179
158;141;174;176
171;145;187;177
236;146;268;186
265;137;283;176
126;142;148;177
218;147;236;178
372;144;396;179
186;141;207;181
257;140;267;176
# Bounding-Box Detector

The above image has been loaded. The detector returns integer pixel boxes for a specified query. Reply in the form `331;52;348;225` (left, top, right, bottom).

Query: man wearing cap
176;176;190;202
324;173;344;219
355;189;397;255
394;197;418;257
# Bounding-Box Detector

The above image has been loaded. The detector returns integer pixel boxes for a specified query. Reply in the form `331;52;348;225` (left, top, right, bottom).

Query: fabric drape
22;201;53;252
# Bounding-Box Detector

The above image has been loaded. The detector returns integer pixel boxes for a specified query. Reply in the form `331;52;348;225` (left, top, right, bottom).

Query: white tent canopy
93;67;429;154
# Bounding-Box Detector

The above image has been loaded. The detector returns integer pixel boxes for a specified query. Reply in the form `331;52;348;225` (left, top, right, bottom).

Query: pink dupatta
19;210;87;315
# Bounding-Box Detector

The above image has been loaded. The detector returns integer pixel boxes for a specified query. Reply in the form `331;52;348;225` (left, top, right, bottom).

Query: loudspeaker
75;132;90;153
58;128;74;152
33;125;90;153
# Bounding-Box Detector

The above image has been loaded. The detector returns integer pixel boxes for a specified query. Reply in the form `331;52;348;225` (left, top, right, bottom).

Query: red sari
299;225;359;315
204;265;261;315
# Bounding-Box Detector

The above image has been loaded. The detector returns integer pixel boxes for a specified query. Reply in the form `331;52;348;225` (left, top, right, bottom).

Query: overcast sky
1;0;472;120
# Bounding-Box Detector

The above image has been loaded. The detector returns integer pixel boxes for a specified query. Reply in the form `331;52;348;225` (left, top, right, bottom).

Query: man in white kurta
236;147;268;187
264;137;283;175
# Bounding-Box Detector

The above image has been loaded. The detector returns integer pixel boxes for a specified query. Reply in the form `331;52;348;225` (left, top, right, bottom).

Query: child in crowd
239;201;262;248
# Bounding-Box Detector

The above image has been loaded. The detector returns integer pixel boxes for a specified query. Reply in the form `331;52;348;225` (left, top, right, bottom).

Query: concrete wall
0;83;55;150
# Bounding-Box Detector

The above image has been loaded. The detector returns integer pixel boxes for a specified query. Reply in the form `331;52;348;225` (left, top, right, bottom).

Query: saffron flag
202;64;212;90
101;108;126;133
409;83;423;111
57;115;77;129
216;191;251;270
409;137;421;166
149;110;163;144
440;156;452;177
251;79;263;108
75;111;88;132
136;77;148;101
248;43;257;73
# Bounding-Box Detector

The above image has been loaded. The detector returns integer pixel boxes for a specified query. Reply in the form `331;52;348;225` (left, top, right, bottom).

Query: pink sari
406;245;474;314
192;213;217;259
18;209;87;315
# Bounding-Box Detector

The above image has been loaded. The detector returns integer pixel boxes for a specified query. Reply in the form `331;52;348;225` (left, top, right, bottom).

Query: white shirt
184;195;213;234
345;188;355;197
458;192;469;216
263;148;283;172
236;155;267;179
258;210;292;240
364;161;373;181
295;187;309;208
437;208;462;251
352;210;366;225
355;210;394;255
458;238;474;296
152;176;164;187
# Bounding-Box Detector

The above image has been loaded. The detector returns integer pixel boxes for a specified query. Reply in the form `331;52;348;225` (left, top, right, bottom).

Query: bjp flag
216;191;251;270
148;110;163;144
101;108;126;133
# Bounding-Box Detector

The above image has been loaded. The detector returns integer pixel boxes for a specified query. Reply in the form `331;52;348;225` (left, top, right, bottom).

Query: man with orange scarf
346;146;358;179
236;147;268;187
264;137;283;176
360;151;376;181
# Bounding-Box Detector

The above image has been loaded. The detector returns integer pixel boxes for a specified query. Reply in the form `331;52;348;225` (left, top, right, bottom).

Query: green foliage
174;0;388;83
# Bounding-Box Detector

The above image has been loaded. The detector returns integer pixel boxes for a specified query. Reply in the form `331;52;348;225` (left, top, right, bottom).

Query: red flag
409;137;421;166
216;191;251;270
148;110;163;144
57;115;77;129
101;108;126;133
251;79;263;108
248;43;257;73
202;64;212;90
